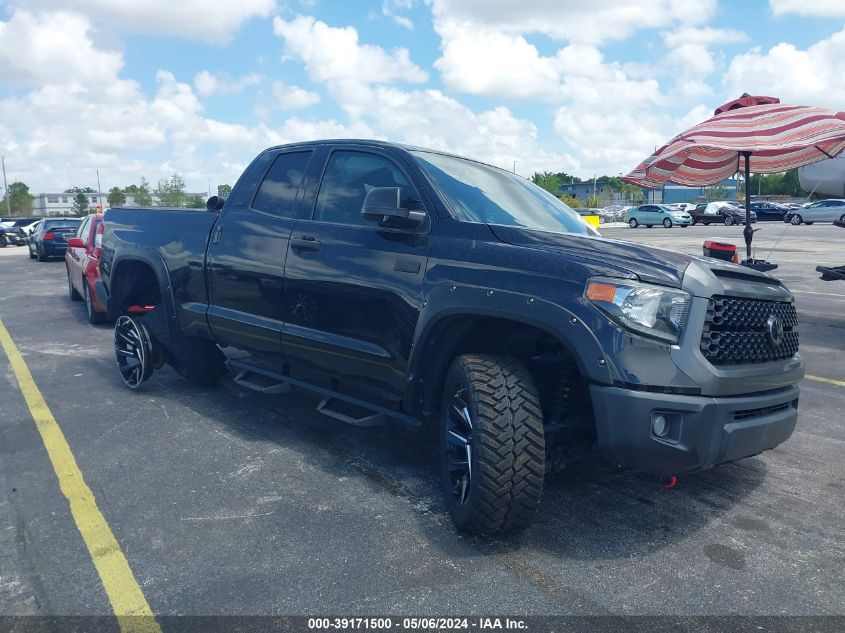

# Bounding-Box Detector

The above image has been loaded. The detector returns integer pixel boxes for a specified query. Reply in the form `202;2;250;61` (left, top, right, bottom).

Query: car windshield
44;221;80;229
411;151;590;235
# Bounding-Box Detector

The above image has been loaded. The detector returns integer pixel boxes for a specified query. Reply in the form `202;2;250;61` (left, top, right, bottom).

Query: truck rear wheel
440;354;545;535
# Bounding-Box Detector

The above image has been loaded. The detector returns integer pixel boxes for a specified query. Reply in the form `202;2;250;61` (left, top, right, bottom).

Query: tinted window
315;151;413;226
251;151;312;218
76;217;90;239
412;151;589;235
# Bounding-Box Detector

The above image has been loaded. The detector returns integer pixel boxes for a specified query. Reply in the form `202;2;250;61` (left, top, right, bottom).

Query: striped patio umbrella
622;96;845;263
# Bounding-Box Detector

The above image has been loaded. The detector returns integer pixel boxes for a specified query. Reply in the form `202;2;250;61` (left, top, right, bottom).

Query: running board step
232;368;291;394
317;397;385;427
225;359;419;427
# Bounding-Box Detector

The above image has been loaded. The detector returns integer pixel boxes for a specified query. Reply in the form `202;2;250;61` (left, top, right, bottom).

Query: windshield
412;151;591;235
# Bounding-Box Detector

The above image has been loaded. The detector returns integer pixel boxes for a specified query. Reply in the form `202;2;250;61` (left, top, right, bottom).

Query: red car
65;213;107;323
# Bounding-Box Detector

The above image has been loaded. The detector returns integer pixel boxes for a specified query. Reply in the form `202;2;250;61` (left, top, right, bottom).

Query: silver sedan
787;199;845;225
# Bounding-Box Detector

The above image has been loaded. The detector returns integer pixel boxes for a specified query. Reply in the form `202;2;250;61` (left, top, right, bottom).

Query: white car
788;199;845;225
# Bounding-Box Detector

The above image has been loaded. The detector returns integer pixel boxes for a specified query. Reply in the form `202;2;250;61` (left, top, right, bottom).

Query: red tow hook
127;305;156;314
662;475;678;489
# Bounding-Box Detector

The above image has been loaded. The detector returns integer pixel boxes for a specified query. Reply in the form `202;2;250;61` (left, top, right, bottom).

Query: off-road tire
440;354;545;535
136;307;227;387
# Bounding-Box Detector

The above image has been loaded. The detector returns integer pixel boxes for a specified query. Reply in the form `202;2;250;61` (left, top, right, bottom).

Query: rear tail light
94;221;104;258
43;231;55;240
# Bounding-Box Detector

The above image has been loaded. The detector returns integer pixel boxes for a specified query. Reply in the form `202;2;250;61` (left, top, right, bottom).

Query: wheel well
416;316;594;442
111;259;162;310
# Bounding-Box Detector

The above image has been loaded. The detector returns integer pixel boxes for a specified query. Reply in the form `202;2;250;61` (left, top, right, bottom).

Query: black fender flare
106;245;181;341
404;282;617;417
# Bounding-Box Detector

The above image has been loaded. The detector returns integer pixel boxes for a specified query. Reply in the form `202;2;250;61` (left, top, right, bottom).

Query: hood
488;224;693;287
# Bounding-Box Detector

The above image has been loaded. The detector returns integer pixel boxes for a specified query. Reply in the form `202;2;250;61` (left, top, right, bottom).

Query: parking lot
1;224;843;618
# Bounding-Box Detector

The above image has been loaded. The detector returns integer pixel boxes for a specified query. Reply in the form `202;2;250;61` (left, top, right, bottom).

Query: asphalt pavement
0;225;843;619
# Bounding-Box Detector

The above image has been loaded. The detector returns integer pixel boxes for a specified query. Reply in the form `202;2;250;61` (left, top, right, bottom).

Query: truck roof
262;139;511;173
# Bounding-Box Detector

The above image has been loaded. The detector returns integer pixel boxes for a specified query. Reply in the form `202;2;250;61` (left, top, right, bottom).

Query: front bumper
590;383;799;476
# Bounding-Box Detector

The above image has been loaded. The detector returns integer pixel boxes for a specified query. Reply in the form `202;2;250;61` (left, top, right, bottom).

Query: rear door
206;149;315;355
280;146;434;397
67;216;91;285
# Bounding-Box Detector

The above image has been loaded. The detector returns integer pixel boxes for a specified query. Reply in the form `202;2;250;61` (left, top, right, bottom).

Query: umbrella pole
742;151;753;261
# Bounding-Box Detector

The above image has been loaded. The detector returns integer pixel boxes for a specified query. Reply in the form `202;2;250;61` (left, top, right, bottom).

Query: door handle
211;223;223;244
291;235;321;251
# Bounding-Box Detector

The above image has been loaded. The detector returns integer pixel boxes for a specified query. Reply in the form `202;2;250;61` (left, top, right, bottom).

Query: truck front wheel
440;354;545;535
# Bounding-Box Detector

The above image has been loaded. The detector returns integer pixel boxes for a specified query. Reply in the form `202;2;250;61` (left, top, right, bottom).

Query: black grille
700;295;799;365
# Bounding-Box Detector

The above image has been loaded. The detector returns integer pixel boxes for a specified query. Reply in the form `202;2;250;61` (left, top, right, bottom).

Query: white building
30;191;209;216
32;192;109;217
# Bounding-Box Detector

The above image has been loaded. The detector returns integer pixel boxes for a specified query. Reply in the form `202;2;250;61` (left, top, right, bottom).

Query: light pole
1;156;9;215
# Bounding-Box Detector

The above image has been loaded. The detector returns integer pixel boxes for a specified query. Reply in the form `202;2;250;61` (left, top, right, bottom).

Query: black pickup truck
98;140;803;534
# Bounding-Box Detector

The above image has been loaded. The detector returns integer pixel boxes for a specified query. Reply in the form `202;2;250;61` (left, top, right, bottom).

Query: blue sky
1;0;844;193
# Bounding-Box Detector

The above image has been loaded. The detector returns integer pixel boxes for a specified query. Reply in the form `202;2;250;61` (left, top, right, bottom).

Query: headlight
586;278;690;343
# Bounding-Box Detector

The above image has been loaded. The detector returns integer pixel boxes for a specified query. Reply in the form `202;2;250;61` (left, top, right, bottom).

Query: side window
251;151;312;218
314;151;414;227
76;217;90;239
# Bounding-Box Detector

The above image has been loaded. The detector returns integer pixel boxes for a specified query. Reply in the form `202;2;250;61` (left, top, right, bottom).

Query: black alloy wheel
114;315;154;389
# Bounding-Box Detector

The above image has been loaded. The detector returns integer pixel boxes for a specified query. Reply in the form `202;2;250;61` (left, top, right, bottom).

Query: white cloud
430;0;716;44
381;0;415;29
433;22;561;99
662;27;747;75
194;70;263;97
770;0;845;17
273;15;428;86
16;0;276;42
271;82;321;110
723;26;845;109
0;10;123;84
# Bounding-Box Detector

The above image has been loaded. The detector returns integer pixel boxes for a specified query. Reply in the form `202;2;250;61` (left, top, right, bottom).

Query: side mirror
67;237;85;248
206;195;226;211
361;187;425;228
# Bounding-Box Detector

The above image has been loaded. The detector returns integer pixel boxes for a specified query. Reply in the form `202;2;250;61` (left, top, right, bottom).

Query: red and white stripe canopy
623;103;845;189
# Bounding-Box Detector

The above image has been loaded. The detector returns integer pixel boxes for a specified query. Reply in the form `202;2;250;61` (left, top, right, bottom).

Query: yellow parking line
0;318;160;633
806;374;845;388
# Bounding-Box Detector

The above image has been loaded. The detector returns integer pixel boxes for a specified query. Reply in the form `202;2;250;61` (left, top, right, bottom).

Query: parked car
784;199;845;225
625;203;692;228
98;140;802;535
0;217;39;247
750;202;790;221
28;217;81;261
65;213;106;323
691;202;757;226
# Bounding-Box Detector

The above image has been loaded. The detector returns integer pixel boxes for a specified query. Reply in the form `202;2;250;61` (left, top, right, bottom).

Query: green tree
560;194;582;208
7;181;34;215
72;192;90;216
703;185;728;201
124;178;153;207
186;195;206;208
585;194;602;208
531;171;563;195
154;173;187;207
217;184;232;198
108;186;127;207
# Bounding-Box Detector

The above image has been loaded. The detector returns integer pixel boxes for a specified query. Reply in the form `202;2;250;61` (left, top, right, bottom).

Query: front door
281;148;433;397
206;149;314;354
